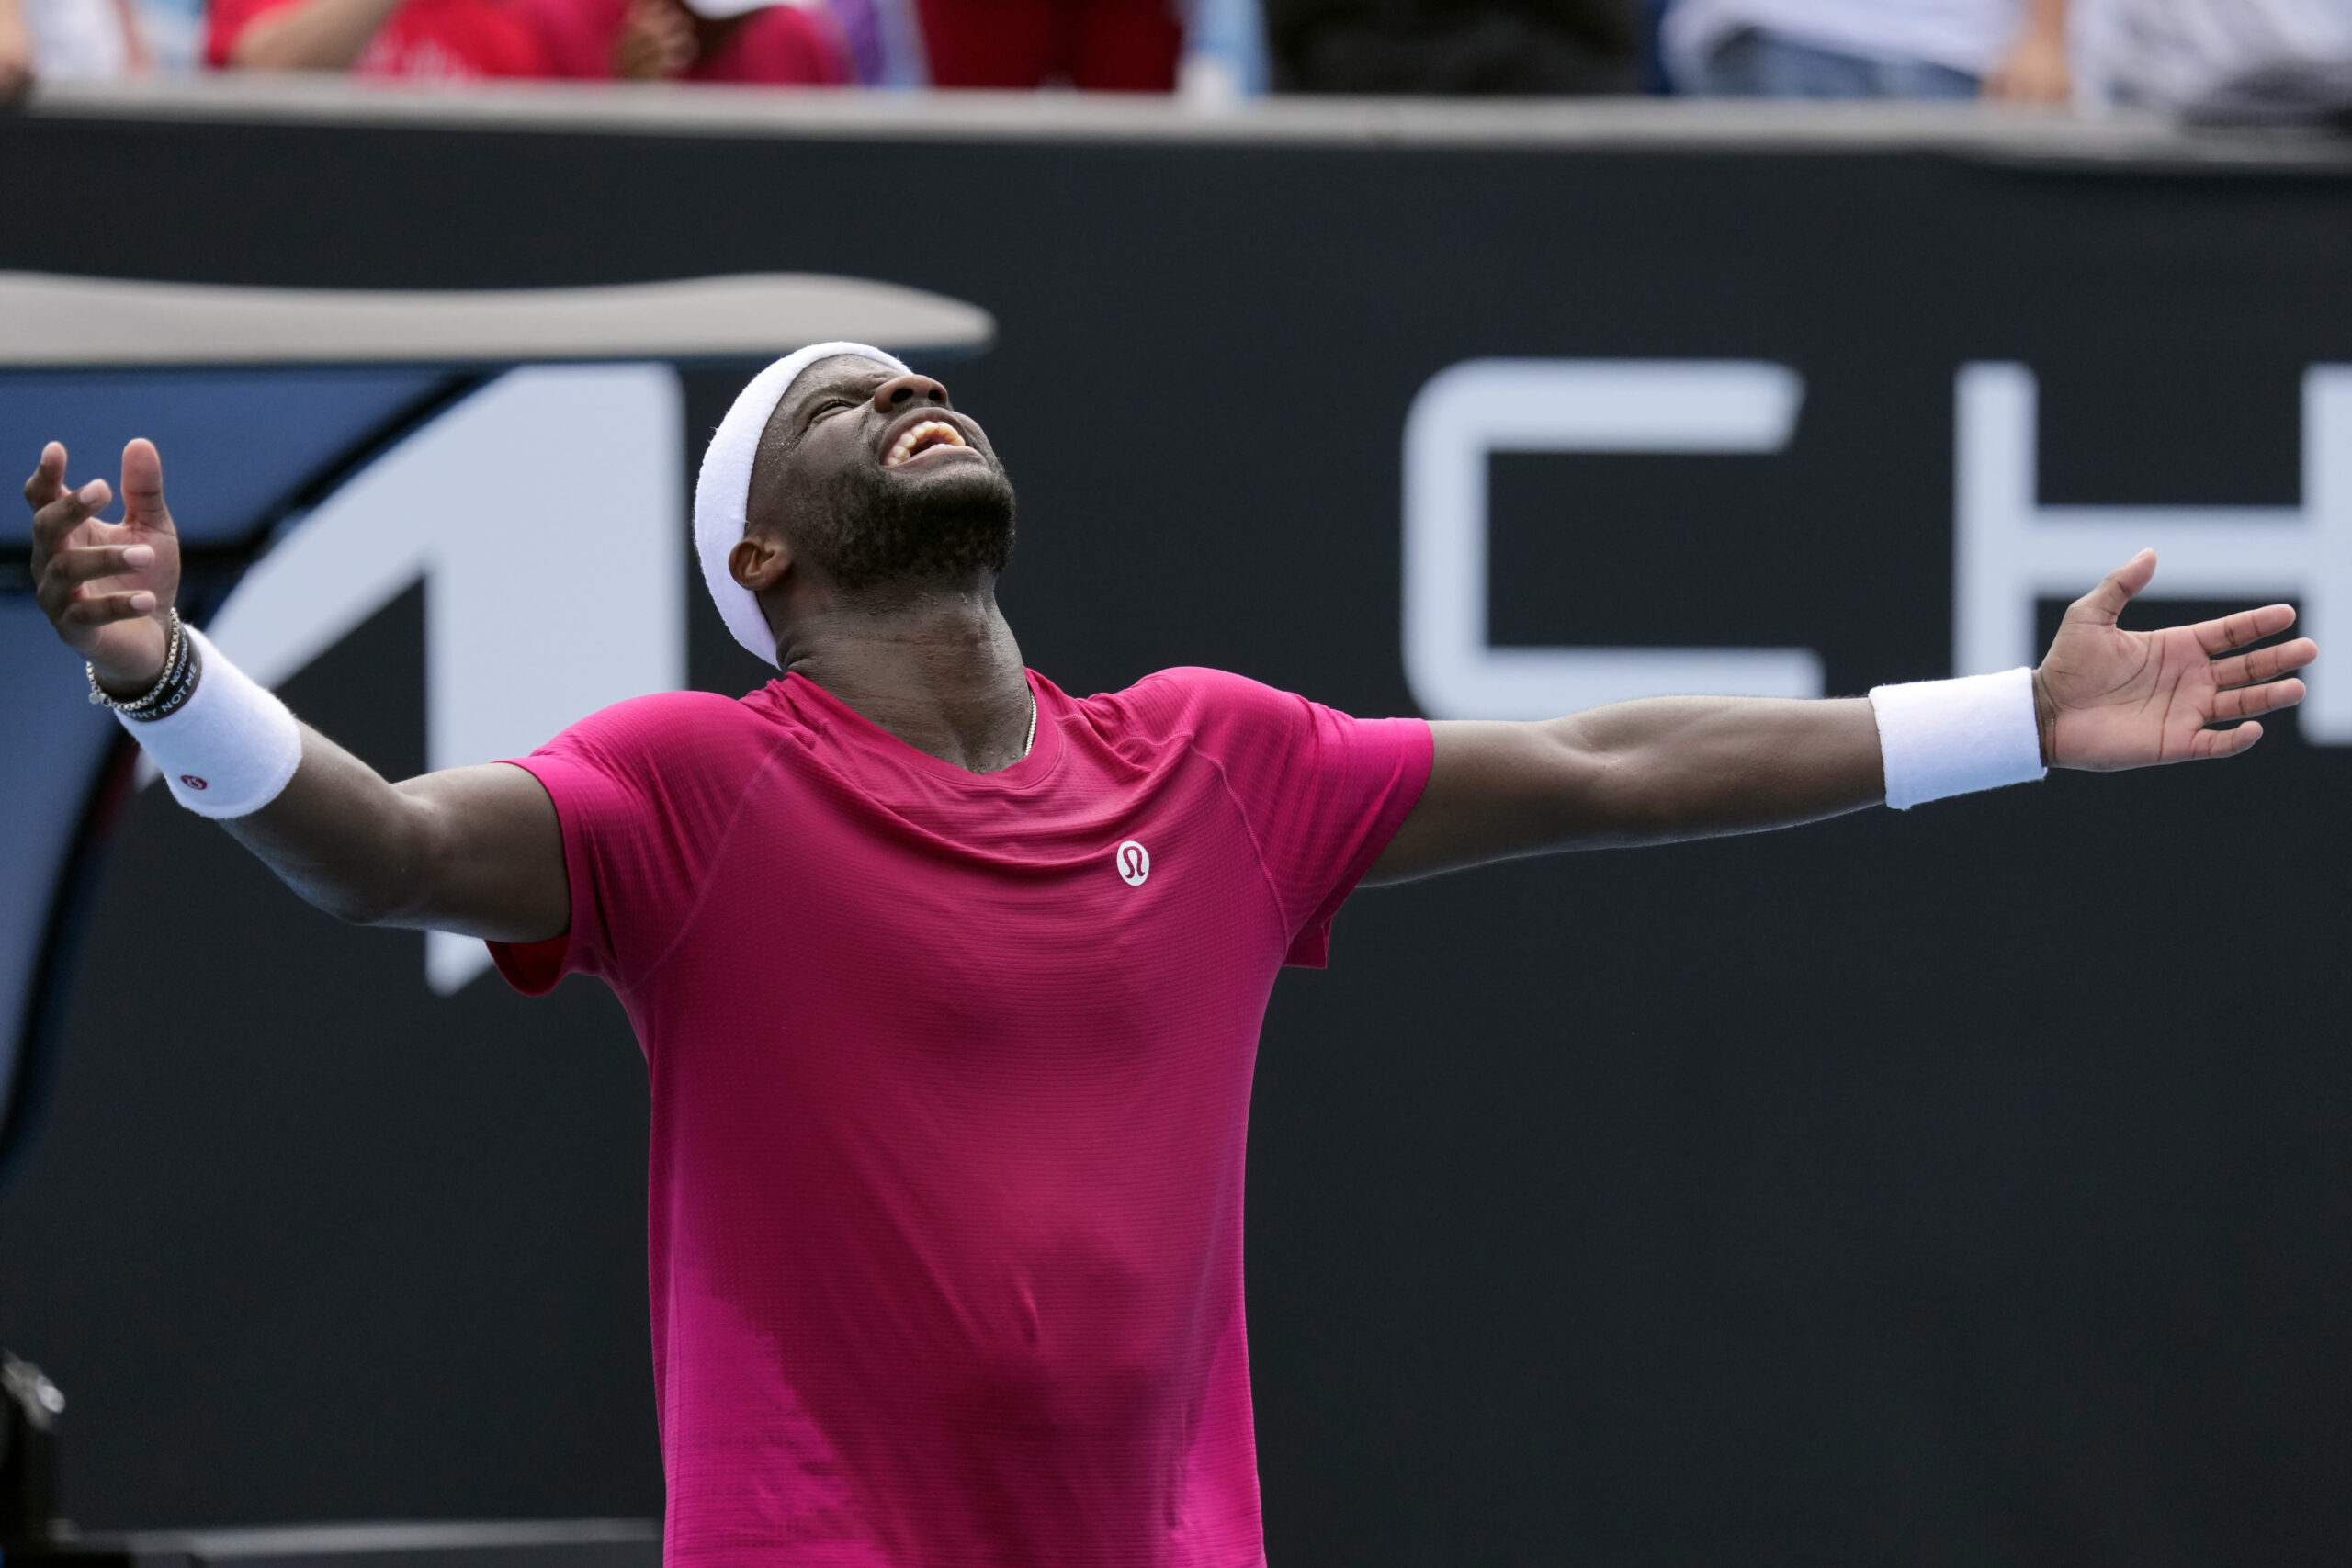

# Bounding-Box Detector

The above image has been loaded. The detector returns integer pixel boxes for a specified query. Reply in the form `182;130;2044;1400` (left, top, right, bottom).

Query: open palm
26;438;182;688
2040;550;2315;770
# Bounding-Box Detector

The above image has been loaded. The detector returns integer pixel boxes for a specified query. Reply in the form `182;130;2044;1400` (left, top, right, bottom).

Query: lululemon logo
1115;840;1150;887
179;774;209;791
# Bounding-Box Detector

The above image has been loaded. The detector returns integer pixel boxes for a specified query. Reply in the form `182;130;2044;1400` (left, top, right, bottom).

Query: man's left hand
2036;549;2316;770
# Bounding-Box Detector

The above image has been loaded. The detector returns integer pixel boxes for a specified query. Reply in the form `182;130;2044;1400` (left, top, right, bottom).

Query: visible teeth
884;420;967;468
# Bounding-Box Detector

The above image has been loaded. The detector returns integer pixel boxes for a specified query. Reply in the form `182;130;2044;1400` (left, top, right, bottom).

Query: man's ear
729;531;791;592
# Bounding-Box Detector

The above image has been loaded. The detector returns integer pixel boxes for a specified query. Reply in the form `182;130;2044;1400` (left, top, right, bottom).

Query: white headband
694;340;912;667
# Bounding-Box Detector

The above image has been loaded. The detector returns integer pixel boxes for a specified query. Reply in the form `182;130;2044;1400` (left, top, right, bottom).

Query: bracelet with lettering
85;608;190;719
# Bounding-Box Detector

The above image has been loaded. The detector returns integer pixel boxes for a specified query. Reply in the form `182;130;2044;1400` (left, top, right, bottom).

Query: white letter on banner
192;364;686;993
1402;359;1821;720
1955;363;2352;742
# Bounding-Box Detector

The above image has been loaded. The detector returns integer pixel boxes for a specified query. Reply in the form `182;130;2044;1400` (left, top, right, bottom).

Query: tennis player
25;344;2315;1568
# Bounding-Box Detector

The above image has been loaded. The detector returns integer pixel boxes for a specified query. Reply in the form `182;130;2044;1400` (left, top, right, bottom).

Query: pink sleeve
488;692;766;996
1150;669;1433;969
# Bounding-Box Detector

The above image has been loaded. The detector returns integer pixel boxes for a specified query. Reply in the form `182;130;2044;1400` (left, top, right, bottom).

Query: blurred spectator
138;0;207;67
1178;0;1269;97
0;0;37;92
208;0;548;74
5;0;145;85
1266;0;1641;93
914;0;1182;88
513;0;851;82
1664;0;2073;101
2075;0;2352;111
810;0;896;83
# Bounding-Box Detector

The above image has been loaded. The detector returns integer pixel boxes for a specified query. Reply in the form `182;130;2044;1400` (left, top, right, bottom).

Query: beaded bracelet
86;608;192;720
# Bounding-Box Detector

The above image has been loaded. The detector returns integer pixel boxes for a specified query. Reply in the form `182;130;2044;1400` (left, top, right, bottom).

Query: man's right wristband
109;626;304;820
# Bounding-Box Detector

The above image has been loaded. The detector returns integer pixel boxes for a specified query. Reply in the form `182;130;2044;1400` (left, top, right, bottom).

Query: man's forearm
1371;696;1885;882
219;727;567;942
1554;694;1885;844
218;725;440;927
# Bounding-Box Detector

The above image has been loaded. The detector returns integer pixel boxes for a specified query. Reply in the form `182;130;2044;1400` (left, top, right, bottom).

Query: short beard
794;457;1017;600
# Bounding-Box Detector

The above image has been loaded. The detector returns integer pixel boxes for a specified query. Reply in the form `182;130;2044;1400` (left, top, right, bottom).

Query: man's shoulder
533;686;784;770
1082;666;1291;728
1065;668;1328;763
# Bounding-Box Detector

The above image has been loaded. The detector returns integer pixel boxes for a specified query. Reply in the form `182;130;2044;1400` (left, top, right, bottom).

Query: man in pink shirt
24;344;2314;1565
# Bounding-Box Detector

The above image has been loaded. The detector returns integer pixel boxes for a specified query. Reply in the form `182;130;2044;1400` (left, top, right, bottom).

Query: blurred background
3;3;2352;1564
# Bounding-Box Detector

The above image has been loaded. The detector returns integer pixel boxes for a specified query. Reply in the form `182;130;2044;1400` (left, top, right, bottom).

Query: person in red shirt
918;0;1182;89
26;347;2313;1562
209;0;547;77
513;0;850;85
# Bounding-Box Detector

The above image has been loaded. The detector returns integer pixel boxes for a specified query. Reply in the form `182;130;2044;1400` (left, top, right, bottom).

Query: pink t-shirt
491;667;1431;1566
208;0;549;77
509;0;851;83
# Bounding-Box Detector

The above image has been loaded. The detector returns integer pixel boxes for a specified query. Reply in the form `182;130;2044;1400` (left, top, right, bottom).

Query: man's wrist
91;656;168;700
87;609;186;710
85;611;175;698
112;626;302;819
1870;667;2048;810
2031;667;2058;768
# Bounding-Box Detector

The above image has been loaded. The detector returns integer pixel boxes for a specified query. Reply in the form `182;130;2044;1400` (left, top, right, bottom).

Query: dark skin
24;356;2318;940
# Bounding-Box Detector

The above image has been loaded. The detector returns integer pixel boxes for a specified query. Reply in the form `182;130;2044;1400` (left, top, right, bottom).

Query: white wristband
1869;667;2046;810
119;626;303;819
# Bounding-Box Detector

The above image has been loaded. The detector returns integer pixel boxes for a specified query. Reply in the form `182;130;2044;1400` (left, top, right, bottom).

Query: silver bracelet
86;608;186;715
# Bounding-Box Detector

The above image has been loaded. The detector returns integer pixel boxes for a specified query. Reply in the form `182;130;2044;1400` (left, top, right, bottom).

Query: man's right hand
27;439;183;696
28;436;571;944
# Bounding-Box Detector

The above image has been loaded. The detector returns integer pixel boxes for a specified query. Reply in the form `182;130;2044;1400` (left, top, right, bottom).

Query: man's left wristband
1869;666;2047;810
109;626;304;820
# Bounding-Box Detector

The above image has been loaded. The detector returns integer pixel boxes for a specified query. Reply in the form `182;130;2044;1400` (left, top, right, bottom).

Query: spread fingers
58;588;158;626
2189;721;2265;760
2207;637;2318;690
45;542;157;585
2209;676;2306;723
22;442;66;509
29;476;113;547
2192;603;2297;657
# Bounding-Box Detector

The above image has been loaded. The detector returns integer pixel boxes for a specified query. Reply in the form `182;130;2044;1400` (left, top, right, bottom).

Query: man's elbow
301;879;409;928
1537;719;1695;842
279;829;436;930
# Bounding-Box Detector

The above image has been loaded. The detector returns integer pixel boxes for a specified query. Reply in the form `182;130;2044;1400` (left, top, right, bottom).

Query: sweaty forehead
755;355;899;483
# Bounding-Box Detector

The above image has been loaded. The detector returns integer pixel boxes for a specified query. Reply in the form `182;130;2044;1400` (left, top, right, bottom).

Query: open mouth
883;419;970;468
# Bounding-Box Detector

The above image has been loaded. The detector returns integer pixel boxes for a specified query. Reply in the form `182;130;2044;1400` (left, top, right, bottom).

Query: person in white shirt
1665;0;2071;101
0;0;148;86
2075;0;2352;109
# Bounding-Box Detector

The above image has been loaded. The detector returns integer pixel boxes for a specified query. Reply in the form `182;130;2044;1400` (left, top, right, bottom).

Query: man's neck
778;584;1033;774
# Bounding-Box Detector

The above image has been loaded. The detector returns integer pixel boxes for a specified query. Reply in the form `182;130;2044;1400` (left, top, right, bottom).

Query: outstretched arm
1370;551;2314;884
28;440;570;942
